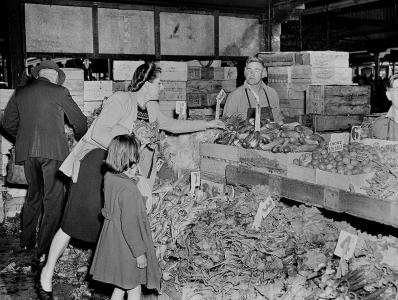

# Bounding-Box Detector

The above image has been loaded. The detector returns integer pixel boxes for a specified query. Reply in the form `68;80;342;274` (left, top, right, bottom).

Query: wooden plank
268;82;307;100
200;158;230;177
158;81;187;101
186;79;236;94
219;16;260;56
299;114;363;132
98;8;155;54
200;143;240;161
213;67;238;80
225;165;269;186
61;68;84;80
160;12;214;56
281;108;305;117
113;60;144;81
187;92;220;107
25;4;93;53
258;52;299;67
307;85;371;115
340;191;398;227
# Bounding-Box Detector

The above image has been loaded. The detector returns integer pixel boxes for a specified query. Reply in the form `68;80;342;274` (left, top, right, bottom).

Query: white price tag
334;230;358;260
156;159;165;172
190;171;201;193
328;140;344;152
351;125;362;142
252;196;275;230
215;89;227;120
175;101;187;115
255;103;261;132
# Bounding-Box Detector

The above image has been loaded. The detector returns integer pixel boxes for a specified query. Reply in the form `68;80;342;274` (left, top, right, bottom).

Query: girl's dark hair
105;134;140;173
128;62;162;92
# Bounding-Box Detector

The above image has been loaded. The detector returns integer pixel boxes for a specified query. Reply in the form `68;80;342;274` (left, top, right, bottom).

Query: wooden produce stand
199;143;398;228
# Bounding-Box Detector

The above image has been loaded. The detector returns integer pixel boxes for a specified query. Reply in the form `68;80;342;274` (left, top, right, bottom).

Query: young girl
90;134;161;300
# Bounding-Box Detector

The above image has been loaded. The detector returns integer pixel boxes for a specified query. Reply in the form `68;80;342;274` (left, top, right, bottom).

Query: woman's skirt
61;148;107;243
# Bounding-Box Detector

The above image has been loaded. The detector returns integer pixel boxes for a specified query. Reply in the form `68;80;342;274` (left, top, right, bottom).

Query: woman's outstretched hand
206;119;226;129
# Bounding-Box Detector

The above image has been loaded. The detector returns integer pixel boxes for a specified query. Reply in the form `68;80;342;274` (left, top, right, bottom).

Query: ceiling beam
301;0;385;15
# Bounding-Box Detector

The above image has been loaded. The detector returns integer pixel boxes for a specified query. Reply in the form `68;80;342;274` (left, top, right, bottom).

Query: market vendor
372;74;398;141
222;56;283;123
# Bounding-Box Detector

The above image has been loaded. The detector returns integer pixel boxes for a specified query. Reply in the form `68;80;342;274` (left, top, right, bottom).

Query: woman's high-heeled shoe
36;280;54;300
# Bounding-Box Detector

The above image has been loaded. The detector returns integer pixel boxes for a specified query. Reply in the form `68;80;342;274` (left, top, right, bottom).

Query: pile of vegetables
150;180;398;299
214;114;324;153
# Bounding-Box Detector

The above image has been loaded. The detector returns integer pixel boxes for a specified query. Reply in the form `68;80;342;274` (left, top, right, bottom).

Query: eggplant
258;137;285;151
247;131;261;149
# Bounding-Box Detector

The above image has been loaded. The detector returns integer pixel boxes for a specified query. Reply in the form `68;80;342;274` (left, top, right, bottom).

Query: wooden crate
187;79;236;94
225;165;398;228
199;143;303;180
84;81;113;102
0;89;14;110
307;85;371;115
112;81;130;92
186;92;219;107
300;114;364;132
188;107;217;120
280;99;305;109
258;51;349;68
268;82;307;100
113;60;144;81
61;68;84;107
267;66;352;85
187;67;201;80
213;67;238;80
159;61;188;81
281;107;305;117
158;81;187;101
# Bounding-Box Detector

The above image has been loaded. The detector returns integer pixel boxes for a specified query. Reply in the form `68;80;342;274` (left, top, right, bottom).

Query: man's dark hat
31;60;66;85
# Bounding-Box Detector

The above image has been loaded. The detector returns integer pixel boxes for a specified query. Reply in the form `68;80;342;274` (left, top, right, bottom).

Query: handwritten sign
334;230;358;260
190;171;201;193
328;133;346;153
215;89;227;120
252;196;275;230
356;151;371;162
175;101;187;115
351;125;362;142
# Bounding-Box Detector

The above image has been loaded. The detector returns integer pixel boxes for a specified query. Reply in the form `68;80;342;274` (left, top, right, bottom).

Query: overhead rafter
301;0;386;15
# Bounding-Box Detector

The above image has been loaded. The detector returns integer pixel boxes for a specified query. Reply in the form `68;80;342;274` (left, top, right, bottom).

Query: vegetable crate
199;143;303;183
226;165;398;228
299;114;364;132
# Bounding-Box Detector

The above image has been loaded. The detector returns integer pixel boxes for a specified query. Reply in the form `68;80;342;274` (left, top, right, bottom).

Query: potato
293;158;300;165
342;157;350;164
346;164;354;170
319;163;326;170
326;164;334;170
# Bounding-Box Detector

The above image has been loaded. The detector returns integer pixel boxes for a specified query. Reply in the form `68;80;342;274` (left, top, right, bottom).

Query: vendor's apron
245;88;274;121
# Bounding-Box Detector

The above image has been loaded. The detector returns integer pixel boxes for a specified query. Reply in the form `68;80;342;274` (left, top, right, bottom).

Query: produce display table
225;165;398;228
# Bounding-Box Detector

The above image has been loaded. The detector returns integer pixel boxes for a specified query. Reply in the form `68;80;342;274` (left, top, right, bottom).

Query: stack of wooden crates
258;51;371;129
186;62;238;119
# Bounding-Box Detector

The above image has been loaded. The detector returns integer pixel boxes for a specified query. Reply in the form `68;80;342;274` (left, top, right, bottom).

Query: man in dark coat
2;60;88;257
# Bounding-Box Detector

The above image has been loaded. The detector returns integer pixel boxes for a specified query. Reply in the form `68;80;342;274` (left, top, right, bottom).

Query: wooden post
6;0;25;88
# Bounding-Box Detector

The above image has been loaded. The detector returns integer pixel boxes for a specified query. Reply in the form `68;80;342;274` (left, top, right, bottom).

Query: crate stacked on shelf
0;89;14;178
61;68;84;111
186;63;237;119
259;51;364;124
83;81;113;115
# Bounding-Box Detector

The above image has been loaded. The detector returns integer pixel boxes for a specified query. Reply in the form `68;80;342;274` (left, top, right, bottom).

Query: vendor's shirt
371;107;398;141
222;81;283;123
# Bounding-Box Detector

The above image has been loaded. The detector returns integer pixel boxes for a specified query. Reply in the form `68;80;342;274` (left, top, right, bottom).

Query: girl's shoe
36;281;53;300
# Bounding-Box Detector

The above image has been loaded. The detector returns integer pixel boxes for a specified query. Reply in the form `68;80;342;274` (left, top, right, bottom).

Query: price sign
255;103;261;132
190;171;201;193
175;101;187;115
252;196;275;230
156;159;165;172
356;151;371;162
351;125;362;142
334;230;358;260
328;133;346;153
215;89;227;120
328;140;343;152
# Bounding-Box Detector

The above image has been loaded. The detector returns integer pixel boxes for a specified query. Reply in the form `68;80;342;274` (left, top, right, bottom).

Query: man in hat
2;60;87;257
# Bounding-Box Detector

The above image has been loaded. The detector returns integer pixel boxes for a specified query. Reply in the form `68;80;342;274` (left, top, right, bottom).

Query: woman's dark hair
128;62;162;92
105;134;140;173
